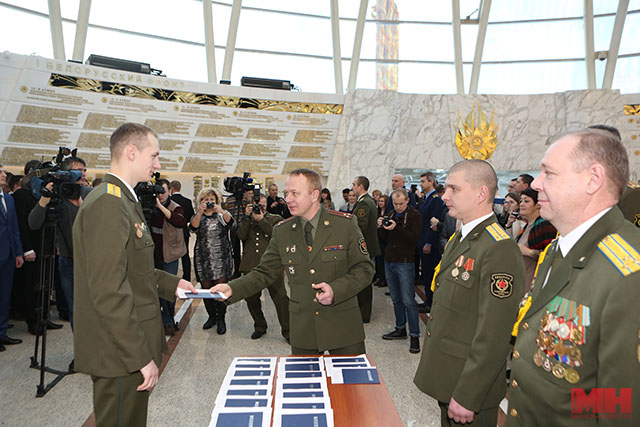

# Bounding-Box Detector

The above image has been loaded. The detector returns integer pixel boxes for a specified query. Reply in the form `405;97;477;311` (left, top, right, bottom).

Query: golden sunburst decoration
455;103;498;160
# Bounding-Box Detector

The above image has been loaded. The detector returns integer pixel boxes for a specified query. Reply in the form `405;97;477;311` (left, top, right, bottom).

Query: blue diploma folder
281;413;329;427
216;412;264;427
341;368;380;384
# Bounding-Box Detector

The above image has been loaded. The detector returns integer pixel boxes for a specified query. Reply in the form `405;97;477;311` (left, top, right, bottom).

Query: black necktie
304;222;313;252
0;194;6;219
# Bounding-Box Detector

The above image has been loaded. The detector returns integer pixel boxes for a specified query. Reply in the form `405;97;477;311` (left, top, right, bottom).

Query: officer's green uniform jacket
507;207;640;426
236;212;283;272
414;215;525;411
73;174;179;378
228;207;374;351
618;182;640;228
353;193;381;257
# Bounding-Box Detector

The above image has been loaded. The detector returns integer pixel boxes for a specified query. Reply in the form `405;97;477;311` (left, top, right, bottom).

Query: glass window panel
458;0;482;21
89;0;204;44
85;27;207;83
1;0;48;14
359;21;378;60
398;23;453;61
241;0;330;17
594;15;615;52
477;62;587;94
619;12;640;55
612;56;640;94
0;6;53;58
211;2;232;46
397;63;456;94
339;19;357;58
593;0;626;15
60;0;80;20
483;21;584;61
460;24;478;62
355;61;377;89
489;0;582;21
235;10;331;57
230;51;334;93
463;63;472;93
594;59;606;86
393;0;452;23
339;0;367;20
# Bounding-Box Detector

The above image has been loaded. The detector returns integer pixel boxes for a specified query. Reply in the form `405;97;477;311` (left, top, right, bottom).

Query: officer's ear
311;188;321;202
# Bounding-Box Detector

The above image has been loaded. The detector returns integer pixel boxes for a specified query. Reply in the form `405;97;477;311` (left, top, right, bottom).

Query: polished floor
2;285;451;427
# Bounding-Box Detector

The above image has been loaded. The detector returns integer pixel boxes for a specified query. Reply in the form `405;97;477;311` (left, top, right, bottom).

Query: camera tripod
30;210;74;397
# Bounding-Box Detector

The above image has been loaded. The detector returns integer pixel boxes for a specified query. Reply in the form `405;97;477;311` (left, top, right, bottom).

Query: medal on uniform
452;255;464;278
533;350;545;367
288;266;295;275
552;363;566;379
461;271;470;281
135;223;143;238
286;246;290;253
290;245;296;253
543;357;552;372
462;258;474;282
557;321;570;340
553;341;567;357
451;268;459;278
564;367;580;383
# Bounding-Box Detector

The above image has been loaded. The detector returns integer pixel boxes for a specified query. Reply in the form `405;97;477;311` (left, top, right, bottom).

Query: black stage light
85;54;163;76
240;76;293;90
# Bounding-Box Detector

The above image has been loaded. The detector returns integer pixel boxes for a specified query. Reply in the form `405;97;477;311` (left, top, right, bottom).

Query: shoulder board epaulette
328;209;353;219
275;216;296;227
627;181;640;190
485;223;510;241
105;183;121;198
597;233;640;276
433;194;439;198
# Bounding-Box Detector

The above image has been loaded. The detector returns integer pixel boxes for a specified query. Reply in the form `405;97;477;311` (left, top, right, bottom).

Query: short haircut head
342;188;350;194
520;187;539;204
110;123;157;159
8;174;23;190
289;168;322;198
197;187;222;205
588;124;621;140
355;176;370;191
448;159;498;201
156;178;170;190
372;189;382;198
565;128;629;199
420;171;436;182
170;180;181;191
24;159;40;175
61;156;86;171
518;174;534;186
505;192;521;204
269;183;278;190
391;187;409;200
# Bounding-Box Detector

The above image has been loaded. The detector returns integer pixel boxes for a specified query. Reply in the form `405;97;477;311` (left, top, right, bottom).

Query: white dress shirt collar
557;207;611;257
106;172;137;201
460;212;494;240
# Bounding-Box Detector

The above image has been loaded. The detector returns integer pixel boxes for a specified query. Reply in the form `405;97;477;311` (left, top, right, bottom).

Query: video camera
24;147;83;202
134;171;165;212
224;172;261;215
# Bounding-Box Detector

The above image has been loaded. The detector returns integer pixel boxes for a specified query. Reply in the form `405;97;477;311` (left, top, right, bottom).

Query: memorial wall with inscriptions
0;52;344;198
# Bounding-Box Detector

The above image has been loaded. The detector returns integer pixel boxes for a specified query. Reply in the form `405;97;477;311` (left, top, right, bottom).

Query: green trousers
92;371;149;427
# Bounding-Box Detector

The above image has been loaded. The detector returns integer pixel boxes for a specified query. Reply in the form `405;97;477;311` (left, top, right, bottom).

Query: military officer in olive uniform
618;181;640;228
73;123;195;427
414;160;525;427
236;193;290;340
351;175;381;323
507;130;640;426
213;168;374;355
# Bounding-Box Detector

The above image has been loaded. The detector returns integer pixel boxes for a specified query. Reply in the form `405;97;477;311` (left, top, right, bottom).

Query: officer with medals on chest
413;160;525;427
73;123;196;426
212;168;374;355
507;129;640;426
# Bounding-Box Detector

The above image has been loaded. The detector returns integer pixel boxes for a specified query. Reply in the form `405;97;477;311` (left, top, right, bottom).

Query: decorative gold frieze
454;104;498;160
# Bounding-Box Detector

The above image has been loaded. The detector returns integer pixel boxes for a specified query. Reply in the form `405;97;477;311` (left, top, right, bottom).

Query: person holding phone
190;187;233;334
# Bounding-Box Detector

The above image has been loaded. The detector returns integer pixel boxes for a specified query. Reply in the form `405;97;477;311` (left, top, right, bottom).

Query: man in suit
351;175;381;323
236;194;289;341
266;183;290;219
169;180;195;280
507;129;640;425
73;123;195;426
213;168;374;355
414;159;525;426
385;174;417;214
416;171;445;313
0;164;24;351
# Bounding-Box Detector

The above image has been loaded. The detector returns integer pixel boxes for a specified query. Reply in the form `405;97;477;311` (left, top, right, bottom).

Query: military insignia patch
358;237;368;255
634;214;640;228
105;183;121;198
357;208;365;217
490;273;514;298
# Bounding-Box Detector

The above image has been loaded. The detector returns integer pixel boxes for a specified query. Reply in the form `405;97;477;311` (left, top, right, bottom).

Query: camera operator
28;156;91;335
150;179;187;336
378;188;422;354
266;183;290;218
223;188;252;279
236;194;290;341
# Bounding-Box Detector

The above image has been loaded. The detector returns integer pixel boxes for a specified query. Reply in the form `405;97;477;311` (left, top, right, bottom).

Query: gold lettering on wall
294;130;333;143
83;113;126;130
246;128;288;141
196;124;244;138
159;139;187;151
182;158;230;173
8;126;70;145
288;146;326;159
144;119;192;135
240;143;286;157
159;156;180;171
235;160;280;174
282;161;326;175
189;141;240;155
77;132;110;148
16;105;80;126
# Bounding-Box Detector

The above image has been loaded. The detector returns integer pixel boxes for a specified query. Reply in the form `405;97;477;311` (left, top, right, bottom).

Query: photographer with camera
28;156;91;334
236;194;290;341
149;179;187;336
266;183;290;219
378;188;422;354
191;188;233;334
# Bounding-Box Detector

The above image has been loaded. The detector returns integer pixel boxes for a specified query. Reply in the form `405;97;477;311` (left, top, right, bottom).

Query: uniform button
510;408;518;417
512;379;518;388
426;331;431;337
436;282;440;288
313;298;318;302
315;311;319;315
256;243;259;246
289;260;292;264
255;237;259;240
310;269;316;274
522;322;529;330
427;314;433;320
512;350;520;359
255;250;259;253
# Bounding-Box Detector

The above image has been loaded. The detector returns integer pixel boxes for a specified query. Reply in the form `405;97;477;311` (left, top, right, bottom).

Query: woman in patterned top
190;187;234;334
